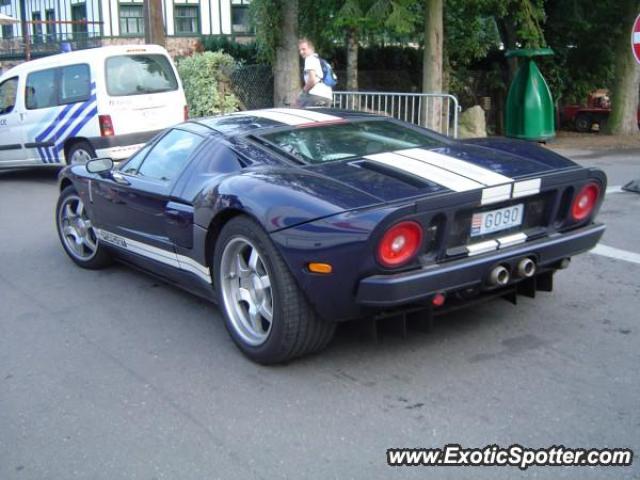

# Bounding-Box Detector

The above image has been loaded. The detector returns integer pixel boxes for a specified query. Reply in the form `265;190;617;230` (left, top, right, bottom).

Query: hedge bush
177;51;240;118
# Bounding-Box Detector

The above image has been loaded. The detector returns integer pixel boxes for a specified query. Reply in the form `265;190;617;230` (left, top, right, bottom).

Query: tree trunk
273;0;299;107
607;1;640;135
143;0;166;47
346;27;358;91
422;0;444;131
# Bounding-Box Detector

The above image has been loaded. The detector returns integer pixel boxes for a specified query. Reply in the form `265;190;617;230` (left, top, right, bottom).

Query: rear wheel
214;216;335;364
67;141;96;165
56;186;112;269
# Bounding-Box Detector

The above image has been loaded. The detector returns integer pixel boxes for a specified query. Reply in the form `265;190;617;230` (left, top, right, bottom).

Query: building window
45;9;56;40
1;25;13;38
174;5;199;34
231;0;252;34
71;4;88;40
32;12;44;43
0;0;11;6
119;4;144;36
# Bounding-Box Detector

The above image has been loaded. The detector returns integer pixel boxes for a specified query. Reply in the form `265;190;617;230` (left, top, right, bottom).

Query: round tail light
571;183;600;221
377;221;423;268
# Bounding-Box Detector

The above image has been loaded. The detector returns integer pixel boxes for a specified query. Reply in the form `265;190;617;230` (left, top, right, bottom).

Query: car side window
0;77;18;115
119;143;152;175
137;129;203;182
60;64;91;104
26;68;57;110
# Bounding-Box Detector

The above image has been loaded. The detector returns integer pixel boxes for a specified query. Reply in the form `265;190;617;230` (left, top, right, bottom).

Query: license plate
471;204;524;237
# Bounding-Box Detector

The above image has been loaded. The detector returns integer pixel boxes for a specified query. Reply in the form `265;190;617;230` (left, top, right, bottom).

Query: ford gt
55;108;606;363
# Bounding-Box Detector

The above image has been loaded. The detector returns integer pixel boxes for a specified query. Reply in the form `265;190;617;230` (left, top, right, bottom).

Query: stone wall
1;37;203;73
100;37;203;59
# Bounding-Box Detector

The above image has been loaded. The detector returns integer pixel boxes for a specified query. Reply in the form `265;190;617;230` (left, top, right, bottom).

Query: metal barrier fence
332;91;460;138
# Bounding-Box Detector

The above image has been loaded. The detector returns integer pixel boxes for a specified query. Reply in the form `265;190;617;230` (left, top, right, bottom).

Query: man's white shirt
303;55;333;99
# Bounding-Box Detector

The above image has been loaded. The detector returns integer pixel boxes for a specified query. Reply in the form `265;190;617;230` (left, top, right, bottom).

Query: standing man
297;38;333;107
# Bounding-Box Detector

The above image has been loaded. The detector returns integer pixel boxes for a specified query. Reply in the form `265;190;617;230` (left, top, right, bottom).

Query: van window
26;68;57;110
105;54;178;97
0;77;18;115
60;64;91;104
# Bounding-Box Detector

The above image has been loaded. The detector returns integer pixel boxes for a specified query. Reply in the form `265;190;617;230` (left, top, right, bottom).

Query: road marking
591;244;640;265
606;186;624;194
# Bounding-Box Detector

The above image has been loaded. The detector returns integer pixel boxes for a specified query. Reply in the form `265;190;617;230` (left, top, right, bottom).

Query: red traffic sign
632;14;640;64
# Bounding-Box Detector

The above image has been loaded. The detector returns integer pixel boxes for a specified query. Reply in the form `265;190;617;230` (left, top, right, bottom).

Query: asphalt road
1;150;639;480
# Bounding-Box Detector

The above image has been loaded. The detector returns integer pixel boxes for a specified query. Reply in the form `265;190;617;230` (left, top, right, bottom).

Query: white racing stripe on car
95;229;211;283
512;178;542;199
365;152;484;192
396;148;514;186
466;239;499;256
232;110;309;126
267;108;343;123
496;232;528;248
481;185;513;205
466;232;528;256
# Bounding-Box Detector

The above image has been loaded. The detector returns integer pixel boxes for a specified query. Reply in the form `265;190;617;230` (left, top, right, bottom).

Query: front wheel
214;216;335;364
56;186;112;269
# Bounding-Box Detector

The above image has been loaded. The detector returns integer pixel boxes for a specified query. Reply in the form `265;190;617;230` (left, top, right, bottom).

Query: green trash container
505;48;555;141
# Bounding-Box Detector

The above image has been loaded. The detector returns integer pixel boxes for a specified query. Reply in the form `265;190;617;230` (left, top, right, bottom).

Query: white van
0;44;187;168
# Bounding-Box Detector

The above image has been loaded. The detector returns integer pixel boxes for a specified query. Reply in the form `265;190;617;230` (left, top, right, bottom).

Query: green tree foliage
177;52;240;117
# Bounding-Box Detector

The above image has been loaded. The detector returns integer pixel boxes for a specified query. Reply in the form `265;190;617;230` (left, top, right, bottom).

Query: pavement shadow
0;168;61;183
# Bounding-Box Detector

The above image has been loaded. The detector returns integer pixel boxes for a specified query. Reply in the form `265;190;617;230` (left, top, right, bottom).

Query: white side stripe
365;152;484;192
268;108;342;122
96;229;211;283
397;148;513;186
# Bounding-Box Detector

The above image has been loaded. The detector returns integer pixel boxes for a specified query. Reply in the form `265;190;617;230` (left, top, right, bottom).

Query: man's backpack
318;57;338;88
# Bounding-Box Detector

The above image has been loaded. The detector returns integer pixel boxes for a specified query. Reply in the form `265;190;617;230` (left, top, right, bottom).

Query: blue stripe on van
34;83;97;163
55;105;99;156
44;93;96;143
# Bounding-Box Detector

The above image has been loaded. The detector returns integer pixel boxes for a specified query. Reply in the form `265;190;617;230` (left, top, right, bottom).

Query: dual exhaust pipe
488;258;536;287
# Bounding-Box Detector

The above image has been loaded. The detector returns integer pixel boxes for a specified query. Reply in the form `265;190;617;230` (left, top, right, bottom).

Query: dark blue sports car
56;108;606;363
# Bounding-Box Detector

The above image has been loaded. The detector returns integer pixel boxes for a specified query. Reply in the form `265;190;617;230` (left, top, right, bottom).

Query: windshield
260;120;448;164
106;54;178;96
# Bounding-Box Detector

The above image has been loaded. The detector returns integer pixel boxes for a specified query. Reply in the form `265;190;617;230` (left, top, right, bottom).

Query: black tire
66;140;96;165
214;216;335;364
574;113;592;133
56;186;113;269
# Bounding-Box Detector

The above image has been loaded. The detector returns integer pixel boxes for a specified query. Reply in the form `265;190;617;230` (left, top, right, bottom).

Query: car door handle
112;172;130;186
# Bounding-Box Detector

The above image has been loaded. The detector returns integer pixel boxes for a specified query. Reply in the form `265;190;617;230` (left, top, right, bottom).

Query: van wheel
67;141;96;165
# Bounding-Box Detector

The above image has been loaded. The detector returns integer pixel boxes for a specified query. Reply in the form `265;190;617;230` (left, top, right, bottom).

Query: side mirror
86;157;114;174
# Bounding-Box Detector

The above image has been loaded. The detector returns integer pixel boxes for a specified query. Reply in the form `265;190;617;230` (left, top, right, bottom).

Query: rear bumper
356;223;605;307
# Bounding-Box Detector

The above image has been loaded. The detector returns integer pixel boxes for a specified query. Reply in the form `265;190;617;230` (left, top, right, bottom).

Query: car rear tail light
99;115;114;137
571;183;600;221
377;221;423;268
184;105;189;121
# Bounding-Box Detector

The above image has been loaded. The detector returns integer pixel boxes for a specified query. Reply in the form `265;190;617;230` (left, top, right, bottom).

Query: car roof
189;108;382;138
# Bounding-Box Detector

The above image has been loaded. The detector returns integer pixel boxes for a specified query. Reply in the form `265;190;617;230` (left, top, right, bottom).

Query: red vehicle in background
561;89;640;132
